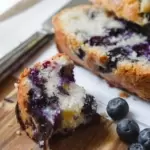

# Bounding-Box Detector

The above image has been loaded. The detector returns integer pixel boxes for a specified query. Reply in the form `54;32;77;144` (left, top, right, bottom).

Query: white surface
0;0;22;14
0;0;70;58
1;0;150;132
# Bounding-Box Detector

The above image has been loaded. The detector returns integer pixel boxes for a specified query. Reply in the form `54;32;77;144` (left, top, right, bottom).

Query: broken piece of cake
16;53;99;149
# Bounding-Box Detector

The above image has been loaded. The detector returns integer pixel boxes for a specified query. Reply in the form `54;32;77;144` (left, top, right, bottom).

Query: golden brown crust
52;5;150;101
119;91;129;98
17;68;33;138
90;0;150;25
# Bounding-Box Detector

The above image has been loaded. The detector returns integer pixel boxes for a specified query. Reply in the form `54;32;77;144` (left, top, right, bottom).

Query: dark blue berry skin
106;97;129;120
117;119;140;143
138;128;150;150
128;143;145;150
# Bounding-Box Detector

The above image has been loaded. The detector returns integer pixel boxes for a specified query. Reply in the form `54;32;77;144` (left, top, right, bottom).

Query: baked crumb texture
52;5;150;101
16;54;98;148
119;91;130;98
90;0;150;25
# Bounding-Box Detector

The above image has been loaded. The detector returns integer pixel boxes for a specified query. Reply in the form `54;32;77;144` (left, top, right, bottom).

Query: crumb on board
0;101;4;108
16;130;21;135
14;83;18;88
119;91;130;98
4;98;14;103
8;124;13;127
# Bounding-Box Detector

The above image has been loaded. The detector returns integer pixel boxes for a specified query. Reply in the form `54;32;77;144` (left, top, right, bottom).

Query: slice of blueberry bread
52;5;150;101
16;53;99;149
90;0;150;26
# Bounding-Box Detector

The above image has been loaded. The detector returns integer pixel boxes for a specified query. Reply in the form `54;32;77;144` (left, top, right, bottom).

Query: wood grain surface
0;77;128;150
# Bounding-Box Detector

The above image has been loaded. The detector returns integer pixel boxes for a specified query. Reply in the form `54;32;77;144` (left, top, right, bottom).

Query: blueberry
89;36;110;46
59;66;75;82
138;128;150;150
106;97;129;120
117;119;140;143
132;43;149;57
87;10;98;19
89;36;103;46
82;94;97;117
109;28;125;36
128;143;145;150
43;61;51;68
76;48;86;59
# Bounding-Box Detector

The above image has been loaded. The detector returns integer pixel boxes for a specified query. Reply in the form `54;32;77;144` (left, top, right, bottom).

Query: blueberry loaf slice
16;53;99;149
90;0;150;26
53;5;150;101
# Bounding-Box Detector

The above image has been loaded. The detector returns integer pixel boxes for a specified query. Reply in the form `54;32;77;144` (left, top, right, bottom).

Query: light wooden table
0;76;17;101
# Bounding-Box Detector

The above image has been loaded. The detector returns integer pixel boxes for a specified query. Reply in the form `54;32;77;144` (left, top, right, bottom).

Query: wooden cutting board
0;77;128;150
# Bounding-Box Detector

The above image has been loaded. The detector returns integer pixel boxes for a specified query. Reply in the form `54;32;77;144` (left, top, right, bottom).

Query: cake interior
60;6;150;72
140;0;150;13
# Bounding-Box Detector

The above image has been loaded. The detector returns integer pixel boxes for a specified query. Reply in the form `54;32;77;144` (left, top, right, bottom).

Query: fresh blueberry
117;119;140;143
106;97;129;120
57;86;69;95
138;128;150;150
128;143;145;150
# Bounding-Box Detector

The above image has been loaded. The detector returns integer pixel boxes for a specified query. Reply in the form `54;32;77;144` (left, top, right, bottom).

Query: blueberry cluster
106;97;150;150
